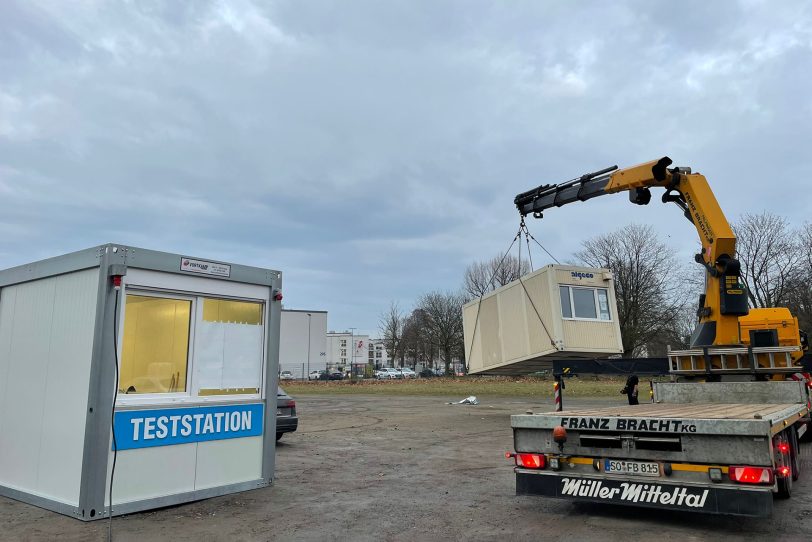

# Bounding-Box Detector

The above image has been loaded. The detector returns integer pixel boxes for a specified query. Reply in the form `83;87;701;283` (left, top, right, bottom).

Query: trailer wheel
776;430;794;498
777;471;792;499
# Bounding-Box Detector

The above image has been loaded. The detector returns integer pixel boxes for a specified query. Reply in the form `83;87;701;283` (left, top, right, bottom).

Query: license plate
604;459;660;477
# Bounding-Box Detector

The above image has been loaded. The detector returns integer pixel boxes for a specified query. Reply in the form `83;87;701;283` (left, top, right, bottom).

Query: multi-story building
368;339;390;368
326;331;370;375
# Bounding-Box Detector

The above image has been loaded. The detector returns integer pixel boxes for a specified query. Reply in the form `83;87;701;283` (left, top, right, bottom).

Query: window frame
116;289;197;405
559;285;613;322
116;285;268;407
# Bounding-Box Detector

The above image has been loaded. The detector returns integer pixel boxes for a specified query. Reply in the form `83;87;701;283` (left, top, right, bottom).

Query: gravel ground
1;394;810;541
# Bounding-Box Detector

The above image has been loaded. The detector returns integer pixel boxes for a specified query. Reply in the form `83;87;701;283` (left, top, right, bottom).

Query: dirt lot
1;394;810;541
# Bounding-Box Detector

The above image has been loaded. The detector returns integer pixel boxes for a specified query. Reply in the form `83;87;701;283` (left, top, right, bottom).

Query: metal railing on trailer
667;345;803;375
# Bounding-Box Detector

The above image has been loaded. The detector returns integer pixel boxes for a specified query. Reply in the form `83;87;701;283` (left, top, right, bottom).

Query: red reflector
776;442;789;454
729;466;773;485
515;453;545;469
777;466;791;477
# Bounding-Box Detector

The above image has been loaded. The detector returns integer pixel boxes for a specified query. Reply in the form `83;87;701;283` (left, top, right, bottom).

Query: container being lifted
464;264;624;375
0;244;282;520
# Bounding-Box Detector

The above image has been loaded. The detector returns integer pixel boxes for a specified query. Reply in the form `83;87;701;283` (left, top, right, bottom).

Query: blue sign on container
113;403;264;450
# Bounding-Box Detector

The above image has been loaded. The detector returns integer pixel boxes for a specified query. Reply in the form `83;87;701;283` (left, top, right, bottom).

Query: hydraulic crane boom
515;157;749;348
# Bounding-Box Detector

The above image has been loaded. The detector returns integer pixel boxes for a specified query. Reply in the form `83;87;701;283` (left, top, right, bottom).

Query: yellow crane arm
515;156;749;347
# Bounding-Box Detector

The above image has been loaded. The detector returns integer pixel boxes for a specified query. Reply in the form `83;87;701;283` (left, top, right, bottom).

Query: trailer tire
776;472;792;499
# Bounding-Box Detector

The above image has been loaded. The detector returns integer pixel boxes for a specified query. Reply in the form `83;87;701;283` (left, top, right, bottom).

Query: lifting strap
465;220;558;364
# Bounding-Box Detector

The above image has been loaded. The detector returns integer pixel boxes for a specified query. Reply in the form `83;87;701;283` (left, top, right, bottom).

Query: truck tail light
515;453;546;469
729;466;774;485
777;466;791;477
776;442;789;454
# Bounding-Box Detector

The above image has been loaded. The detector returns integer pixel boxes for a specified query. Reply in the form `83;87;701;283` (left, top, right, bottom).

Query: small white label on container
180;257;231;277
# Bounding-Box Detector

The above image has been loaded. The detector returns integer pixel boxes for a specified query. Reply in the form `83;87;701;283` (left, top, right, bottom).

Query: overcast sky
2;1;811;335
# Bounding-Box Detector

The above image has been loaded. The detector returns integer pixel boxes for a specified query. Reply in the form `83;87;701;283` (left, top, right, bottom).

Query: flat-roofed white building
279;310;328;379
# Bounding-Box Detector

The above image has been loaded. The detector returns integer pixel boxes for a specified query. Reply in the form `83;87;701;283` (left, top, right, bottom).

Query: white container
0;244;282;520
463;265;623;375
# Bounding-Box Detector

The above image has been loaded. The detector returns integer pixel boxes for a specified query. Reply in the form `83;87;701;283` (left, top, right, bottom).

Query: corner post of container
78;244;128;521
261;270;283;484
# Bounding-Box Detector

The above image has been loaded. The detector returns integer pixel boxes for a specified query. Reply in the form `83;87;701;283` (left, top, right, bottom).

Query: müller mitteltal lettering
560;478;709;508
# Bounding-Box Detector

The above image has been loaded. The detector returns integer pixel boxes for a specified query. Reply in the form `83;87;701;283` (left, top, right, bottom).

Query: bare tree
401;308;435;370
785;222;812;332
378;301;404;368
417;291;466;375
576;224;689;356
733;212;800;308
464;254;530;299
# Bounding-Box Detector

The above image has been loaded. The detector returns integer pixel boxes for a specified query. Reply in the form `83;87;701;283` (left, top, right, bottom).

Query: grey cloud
1;0;811;333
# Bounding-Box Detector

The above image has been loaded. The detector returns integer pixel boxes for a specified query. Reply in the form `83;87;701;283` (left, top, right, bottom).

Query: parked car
328;371;344;380
376;367;402;380
419;368;435;378
399;367;417;379
280;370;294;381
308;370;322;380
276;386;298;440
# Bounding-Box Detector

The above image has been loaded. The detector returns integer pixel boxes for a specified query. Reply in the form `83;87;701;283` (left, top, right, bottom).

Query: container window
572;288;598;319
197;298;265;396
120;295;191;394
559;286;572;318
597;289;611;320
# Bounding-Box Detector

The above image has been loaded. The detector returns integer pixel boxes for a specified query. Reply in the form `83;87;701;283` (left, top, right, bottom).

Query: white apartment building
326;331;370;374
368;338;390;368
279;310;328;379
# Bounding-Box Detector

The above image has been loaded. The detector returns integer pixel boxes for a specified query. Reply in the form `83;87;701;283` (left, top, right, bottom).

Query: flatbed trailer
509;379;811;517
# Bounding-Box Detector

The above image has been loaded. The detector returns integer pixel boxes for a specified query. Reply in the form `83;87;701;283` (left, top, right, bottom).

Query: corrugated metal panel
562;320;622;351
194;436;262;490
106;444;197;505
0;276;58;495
498;283;529;363
37;270;99;504
479;296;501;368
462;303;482;369
0;269;98;505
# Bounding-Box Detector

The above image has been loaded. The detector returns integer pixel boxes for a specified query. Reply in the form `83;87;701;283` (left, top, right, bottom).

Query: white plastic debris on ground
447;396;479;405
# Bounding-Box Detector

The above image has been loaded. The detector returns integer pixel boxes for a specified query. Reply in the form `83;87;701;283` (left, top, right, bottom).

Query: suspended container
0;244;282;520
463;265;623;375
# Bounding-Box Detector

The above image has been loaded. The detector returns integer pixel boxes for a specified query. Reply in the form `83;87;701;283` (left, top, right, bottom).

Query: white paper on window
195;321;263;391
195;322;226;390
222;324;263;388
597;290;611;320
